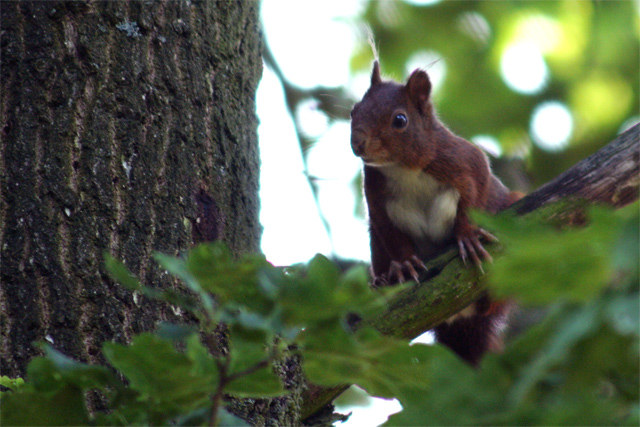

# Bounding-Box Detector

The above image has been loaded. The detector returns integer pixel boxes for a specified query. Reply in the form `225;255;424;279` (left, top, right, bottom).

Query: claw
389;261;406;284
410;255;427;272
406;255;428;282
466;238;481;269
457;239;468;266
472;236;493;264
456;227;497;273
472;248;485;274
387;255;428;284
372;275;388;288
478;228;499;243
406;263;419;283
403;259;419;283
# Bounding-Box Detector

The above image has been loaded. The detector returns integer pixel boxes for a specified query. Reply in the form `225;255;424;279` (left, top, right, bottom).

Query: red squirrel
350;61;522;365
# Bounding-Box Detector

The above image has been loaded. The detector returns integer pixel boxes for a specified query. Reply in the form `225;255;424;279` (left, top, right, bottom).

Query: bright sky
258;0;572;266
258;1;402;423
258;0;368;267
257;0;571;424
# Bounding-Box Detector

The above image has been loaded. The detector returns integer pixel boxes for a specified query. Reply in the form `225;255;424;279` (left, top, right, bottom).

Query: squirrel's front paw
387;255;427;284
456;227;498;272
371;275;389;288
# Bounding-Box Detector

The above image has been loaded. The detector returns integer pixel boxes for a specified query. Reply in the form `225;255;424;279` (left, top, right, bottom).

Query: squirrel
350;61;523;365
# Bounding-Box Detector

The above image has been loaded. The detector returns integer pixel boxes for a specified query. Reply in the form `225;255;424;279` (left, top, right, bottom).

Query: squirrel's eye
392;113;408;129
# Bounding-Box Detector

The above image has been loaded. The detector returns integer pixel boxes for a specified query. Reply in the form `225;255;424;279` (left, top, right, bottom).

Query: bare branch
514;123;639;214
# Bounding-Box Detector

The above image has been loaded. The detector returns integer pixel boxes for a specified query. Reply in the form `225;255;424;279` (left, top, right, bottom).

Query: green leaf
151;288;201;314
185;243;273;314
186;334;219;377
156;322;198;342
154;252;215;318
20;345;116;397
384;346;492;426
509;304;600;405
302;325;360;387
384;290;638;426
307;254;341;291
0;376;25;392
605;294;640;336
104;253;142;291
228;326;271;371
277;255;344;325
279;257;389;328
479;206;621;305
611;204;639;290
302;323;438;399
1;346;117;425
225;327;283;398
0;384;89;426
103;333;218;416
225;366;283;398
40;344;117;389
94;387;151;425
334;385;373;408
105;253;200;316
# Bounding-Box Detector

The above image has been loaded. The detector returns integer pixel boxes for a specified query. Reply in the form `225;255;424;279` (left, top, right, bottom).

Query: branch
513;124;639;214
374;123;639;339
301;123;640;420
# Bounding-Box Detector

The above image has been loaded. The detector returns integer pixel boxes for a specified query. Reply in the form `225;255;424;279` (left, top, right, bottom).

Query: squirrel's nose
351;134;366;157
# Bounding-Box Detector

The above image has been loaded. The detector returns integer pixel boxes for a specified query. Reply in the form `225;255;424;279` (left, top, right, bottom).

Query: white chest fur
381;166;460;242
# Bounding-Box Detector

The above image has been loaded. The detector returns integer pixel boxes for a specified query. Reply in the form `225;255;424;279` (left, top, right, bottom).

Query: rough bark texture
513;123;639;214
1;0;262;379
301;123;640;420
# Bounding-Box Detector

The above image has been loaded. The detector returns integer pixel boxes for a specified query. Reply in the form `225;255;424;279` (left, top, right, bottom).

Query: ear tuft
371;61;382;86
406;69;432;111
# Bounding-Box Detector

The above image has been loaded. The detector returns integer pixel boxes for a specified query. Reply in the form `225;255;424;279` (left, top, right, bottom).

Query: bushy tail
434;294;511;366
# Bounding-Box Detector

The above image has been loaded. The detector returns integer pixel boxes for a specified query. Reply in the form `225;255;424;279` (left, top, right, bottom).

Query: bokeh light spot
471;135;502;157
530;101;573;151
500;42;548;94
405;51;446;93
404;0;442;6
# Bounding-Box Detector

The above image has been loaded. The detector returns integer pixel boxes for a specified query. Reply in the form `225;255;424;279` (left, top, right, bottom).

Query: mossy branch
301;123;639;421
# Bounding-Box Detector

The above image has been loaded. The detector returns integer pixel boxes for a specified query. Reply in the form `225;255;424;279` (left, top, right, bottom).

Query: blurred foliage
387;202;639;425
262;0;638;254
476;205;625;304
352;0;639;185
0;243;421;425
2;203;638;425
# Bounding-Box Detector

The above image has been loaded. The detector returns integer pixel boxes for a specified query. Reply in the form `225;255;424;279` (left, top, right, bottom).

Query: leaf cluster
386;204;639;426
1;204;637;426
0;243;435;425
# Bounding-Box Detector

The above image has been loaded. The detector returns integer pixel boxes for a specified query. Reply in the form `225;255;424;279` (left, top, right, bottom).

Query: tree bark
301;123;640;420
1;0;261;379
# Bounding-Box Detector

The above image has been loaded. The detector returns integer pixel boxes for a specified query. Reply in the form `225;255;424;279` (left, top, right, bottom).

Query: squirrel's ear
406;69;432;111
371;61;382;86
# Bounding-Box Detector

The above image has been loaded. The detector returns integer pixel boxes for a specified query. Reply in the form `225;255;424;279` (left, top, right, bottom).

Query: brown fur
351;62;522;364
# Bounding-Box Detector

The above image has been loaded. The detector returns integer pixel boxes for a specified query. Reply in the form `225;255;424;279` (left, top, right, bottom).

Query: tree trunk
1;0;261;381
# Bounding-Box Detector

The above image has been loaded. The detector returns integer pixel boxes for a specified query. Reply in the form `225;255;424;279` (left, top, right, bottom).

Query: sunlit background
257;0;639;424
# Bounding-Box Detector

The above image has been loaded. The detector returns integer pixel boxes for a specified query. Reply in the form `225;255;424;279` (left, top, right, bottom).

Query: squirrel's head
350;61;436;168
